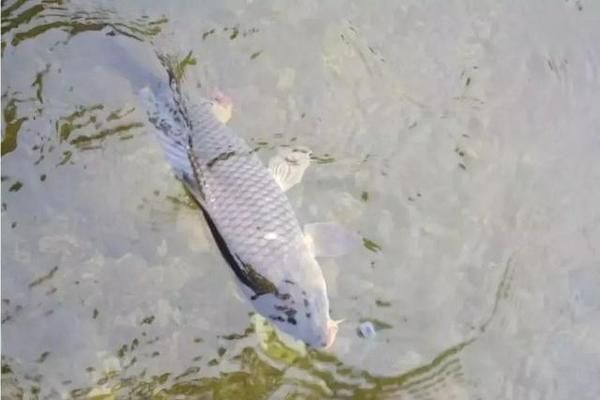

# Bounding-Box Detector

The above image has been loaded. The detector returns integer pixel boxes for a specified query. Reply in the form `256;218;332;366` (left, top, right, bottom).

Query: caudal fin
139;83;206;202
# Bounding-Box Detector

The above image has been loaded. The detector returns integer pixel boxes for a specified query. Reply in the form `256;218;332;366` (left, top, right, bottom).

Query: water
2;0;599;398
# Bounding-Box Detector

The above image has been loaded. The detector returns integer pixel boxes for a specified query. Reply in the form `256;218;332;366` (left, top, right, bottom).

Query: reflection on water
1;2;162;161
1;0;165;50
2;94;144;169
1;94;29;155
1;322;472;399
3;0;600;399
0;232;512;398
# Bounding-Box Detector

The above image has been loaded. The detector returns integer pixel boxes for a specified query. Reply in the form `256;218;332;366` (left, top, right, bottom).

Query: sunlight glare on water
2;0;600;399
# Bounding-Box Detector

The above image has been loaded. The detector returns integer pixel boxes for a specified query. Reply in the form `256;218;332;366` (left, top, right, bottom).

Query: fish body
141;73;337;348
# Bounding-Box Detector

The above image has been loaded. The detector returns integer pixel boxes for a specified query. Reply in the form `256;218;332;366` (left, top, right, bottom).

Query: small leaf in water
363;237;382;252
221;333;244;340
117;344;128;358
57;150;72;166
361;191;369;202
141;315;155;325
36;351;50;363
175;51;197;81
29;265;58;288
93;308;99;319
207;358;219;366
175;366;200;380
250;51;262;60
59;123;74;143
8;181;22;192
375;299;391;307
202;28;215;40
229;26;239;40
310;155;336;164
157;372;169;384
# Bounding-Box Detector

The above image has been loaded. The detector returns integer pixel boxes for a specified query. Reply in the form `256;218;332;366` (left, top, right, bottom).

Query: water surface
2;0;600;398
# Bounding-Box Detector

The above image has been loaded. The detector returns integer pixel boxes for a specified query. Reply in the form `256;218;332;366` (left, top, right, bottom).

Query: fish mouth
320;319;343;350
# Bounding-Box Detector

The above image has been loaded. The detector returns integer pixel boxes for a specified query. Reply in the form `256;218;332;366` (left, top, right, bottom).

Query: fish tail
139;80;205;201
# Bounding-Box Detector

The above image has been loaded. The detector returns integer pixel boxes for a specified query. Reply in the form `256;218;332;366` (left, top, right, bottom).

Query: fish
139;66;358;349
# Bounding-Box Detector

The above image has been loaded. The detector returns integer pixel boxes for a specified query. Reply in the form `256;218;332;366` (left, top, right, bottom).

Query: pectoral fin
269;146;312;191
209;89;233;124
304;222;361;258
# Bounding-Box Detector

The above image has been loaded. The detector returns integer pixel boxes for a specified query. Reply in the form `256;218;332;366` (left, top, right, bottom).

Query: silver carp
140;69;352;348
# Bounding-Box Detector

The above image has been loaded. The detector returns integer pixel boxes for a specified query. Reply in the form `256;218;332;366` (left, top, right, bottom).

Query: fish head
299;285;341;349
251;255;340;349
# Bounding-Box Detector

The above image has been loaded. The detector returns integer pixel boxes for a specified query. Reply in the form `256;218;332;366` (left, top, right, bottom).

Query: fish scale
199;126;301;264
141;73;335;348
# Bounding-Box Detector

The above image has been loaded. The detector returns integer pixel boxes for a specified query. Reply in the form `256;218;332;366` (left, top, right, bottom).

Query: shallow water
2;0;600;399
